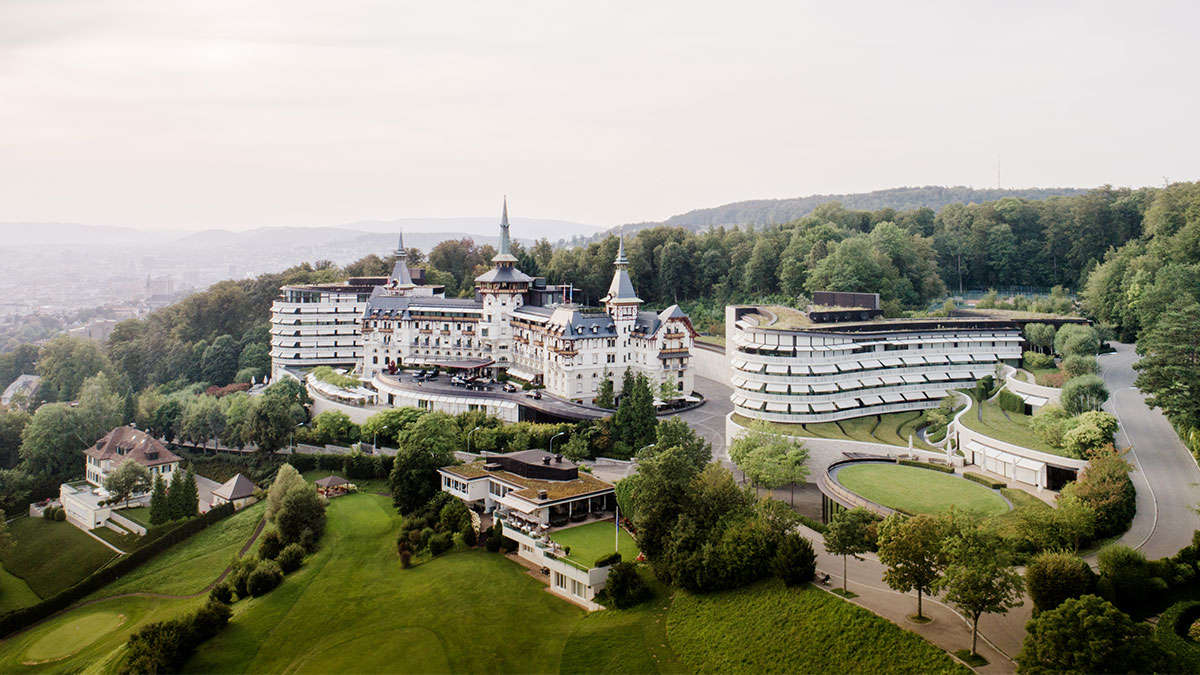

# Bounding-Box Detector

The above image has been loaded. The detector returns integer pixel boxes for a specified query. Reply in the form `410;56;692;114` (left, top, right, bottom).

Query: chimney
542;456;551;465
555;454;563;463
537;489;548;500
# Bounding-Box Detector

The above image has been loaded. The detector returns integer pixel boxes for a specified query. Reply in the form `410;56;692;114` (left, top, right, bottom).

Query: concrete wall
309;387;380;424
691;342;732;384
1005;367;1062;406
949;395;1085;489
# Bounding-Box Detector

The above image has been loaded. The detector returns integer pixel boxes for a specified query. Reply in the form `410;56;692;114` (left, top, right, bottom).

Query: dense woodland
0;182;1198;508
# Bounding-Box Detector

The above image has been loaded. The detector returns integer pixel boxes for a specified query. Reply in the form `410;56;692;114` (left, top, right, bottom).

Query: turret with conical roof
390;231;414;288
602;227;642;307
491;196;518;265
475;197;532;285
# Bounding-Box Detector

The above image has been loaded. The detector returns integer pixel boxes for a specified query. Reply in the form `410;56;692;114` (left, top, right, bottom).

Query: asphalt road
671;375;734;462
1100;342;1200;558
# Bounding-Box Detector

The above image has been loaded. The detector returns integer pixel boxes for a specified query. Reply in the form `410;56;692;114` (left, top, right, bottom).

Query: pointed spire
390;230;413;287
395;231;407;258
614;226;629;267
491;195;517;264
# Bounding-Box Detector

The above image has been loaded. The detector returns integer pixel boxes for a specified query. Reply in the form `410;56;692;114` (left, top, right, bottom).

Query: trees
1024;323;1057;355
1134;304;1200;434
1061;450;1135;539
19;403;87;487
1017;595;1164;674
1060;374;1109;415
612;373;656;457
595;374;615;410
180;395;226;450
390;415;459;514
652;417;712;472
877;513;947;619
729;420;809;492
247;395;294;453
0;408;31;470
936;527;1024;657
167;468;198;520
604;562;653;608
201;335;241;386
104;459;152;507
361;407;425;448
35;335;112;402
275;482;326;549
1025;551;1095;613
1061;354;1098;377
823;507;875;593
1053;324;1099;358
266;464;305;521
310;410;361;446
1061;411;1119;458
772;532;817;586
149;474;169;525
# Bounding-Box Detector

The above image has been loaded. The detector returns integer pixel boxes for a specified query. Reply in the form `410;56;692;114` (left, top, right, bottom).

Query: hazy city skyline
1;1;1196;230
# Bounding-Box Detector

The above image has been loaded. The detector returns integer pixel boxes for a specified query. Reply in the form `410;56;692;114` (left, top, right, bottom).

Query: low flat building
727;294;1086;424
439;449;619;606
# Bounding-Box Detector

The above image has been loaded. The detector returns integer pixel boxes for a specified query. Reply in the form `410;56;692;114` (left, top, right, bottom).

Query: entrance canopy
409;357;494;370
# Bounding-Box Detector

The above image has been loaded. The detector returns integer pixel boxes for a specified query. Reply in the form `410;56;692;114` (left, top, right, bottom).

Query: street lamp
467;426;481;454
373;425;389;452
291;422;304;452
549;431;567;455
636;443;656;459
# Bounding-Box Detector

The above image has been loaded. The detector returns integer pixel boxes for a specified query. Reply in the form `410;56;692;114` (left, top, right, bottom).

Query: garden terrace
956;393;1072;458
830;461;1010;517
545;520;639;570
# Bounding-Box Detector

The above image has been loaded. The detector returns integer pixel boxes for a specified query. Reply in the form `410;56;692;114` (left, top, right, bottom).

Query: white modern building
439;449;618;605
360;200;696;405
269;277;386;379
727;294;1027;424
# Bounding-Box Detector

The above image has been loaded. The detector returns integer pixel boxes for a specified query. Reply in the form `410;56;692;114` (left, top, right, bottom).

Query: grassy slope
959;395;1070;457
669;579;969;675
0;517;119;598
116;507;151;527
836;464;1009;517
732;412;936;451
0;564;40;614
185;494;583;674
300;470;390;495
561;579;686;675
92;501;265;599
549;521;639;569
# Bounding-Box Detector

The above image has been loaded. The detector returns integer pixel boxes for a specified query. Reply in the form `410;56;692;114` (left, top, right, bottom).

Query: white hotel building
726;294;1029;424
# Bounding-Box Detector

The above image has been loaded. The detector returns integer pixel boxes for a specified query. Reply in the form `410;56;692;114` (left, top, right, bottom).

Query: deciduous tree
937;527;1024;657
823;507;875;593
877;513;948;619
104;459;152;508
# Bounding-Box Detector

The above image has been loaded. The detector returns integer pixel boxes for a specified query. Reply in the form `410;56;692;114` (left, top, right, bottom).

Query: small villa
439;450;621;607
211;473;257;508
61;426;182;532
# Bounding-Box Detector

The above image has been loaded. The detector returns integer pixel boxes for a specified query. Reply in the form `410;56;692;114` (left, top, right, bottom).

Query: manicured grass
116;506;152;527
301;470;390;495
958;394;1072;457
94;501;265;598
89;526;141;552
668;579;969;674
836;464;1010;517
732;412;936;451
0;564;41;614
22;611;126;663
0;516;119;598
561;576;687;674
548;520;639;569
185;495;583;674
695;335;725;348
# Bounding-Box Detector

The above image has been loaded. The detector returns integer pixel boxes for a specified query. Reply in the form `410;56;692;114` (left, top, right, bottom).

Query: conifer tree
149;474;168;525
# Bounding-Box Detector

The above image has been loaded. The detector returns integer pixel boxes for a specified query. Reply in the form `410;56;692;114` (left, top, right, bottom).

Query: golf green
22;611;126;664
835;463;1009;516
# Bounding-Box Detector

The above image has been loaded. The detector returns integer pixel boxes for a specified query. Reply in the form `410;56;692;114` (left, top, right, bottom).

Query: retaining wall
1004;366;1062;407
691;342;733;384
949;393;1085;489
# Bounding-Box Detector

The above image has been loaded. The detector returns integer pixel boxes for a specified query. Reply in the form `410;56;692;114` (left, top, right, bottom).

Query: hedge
998;390;1025;414
595;552;622;568
798;514;827;534
963;472;1006;489
0;501;237;639
897;459;955;474
1155;600;1200;673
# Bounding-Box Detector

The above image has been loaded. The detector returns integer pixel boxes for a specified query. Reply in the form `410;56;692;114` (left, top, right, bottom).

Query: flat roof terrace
735;305;1088;334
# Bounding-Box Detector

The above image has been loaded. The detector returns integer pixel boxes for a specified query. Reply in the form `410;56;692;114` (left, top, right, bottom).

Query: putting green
836;463;1009;517
287;627;450;674
23;611;126;663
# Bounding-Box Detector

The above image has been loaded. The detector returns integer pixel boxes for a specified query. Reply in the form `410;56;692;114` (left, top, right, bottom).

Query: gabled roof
212;473;256;501
1;374;40;405
83;427;180;467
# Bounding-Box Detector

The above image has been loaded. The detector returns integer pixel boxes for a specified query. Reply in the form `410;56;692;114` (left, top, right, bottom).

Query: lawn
668;579;969;674
116;506;152;527
93;501;265;598
301;469;390;495
0;564;40;614
548;520;639;569
89;526;142;552
990;488;1053;541
0;516;119;598
732;412;936;451
958;394;1072;457
835;463;1010;517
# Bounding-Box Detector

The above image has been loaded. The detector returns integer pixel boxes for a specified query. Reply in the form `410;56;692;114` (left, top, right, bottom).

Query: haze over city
2;0;1197;230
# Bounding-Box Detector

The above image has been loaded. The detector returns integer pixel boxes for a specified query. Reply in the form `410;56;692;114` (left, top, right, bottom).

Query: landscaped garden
834;463;1010;517
0;491;973;674
732;411;936;451
957;393;1072;457
549;520;639;569
0;516;120;599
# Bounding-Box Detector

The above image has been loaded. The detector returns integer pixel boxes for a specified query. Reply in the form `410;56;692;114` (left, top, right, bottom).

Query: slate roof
1;374;40;406
475;265;534;284
84;427;180;467
212;473;256;501
364;289;484;319
602;269;641;304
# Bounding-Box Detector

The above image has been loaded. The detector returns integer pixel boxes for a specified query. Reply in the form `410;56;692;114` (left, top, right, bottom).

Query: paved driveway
1100;342;1200;558
670;375;734;462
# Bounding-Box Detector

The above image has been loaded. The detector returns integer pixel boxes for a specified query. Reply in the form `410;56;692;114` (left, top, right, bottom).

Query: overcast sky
0;1;1196;231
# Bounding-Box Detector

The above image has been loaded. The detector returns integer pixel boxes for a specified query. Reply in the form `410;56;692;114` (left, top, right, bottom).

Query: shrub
1061;374;1109;415
771;532;817;586
208;582;233;605
429;532;453;556
963;472;1005;489
276;543;305;574
1023;351;1055;370
797;514;827;535
120;618;195;675
191;598;232;641
1097;545;1166;615
1030;404;1077;448
463;527;477;547
997;389;1025;414
298;527;318;552
499;534;518;554
399;550;412;568
247;559;283;596
595;552;622;568
604;562;652;609
1054;324;1100;357
897;459;955;474
1063;450;1135;539
1026;551;1095;613
1061;411;1119;458
1062;354;1099;377
230;557;258;599
276;483;326;549
258;528;284;561
420;527;436;548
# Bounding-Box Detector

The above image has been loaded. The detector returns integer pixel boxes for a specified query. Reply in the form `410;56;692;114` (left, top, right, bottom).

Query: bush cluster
41;505;66;521
1022;351;1055;371
897;459;955;474
963;472;1005;489
602;562;653;609
286;451;394;481
997;389;1025;414
119;597;232;674
395;492;475;563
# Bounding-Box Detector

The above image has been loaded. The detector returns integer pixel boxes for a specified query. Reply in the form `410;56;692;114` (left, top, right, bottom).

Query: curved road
1100;342;1200;558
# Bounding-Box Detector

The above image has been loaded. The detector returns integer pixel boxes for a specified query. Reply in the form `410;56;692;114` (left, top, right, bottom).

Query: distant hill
616;186;1090;234
336;216;603;242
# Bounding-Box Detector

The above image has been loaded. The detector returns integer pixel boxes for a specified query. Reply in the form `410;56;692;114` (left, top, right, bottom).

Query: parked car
525;390;542;400
502;382;517;392
451;376;465;386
